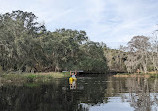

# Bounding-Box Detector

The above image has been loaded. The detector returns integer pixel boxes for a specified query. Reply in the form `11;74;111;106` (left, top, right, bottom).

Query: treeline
105;35;158;73
1;10;157;74
0;10;108;73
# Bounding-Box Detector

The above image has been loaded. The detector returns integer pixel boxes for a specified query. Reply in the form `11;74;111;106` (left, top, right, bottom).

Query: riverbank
0;72;69;85
113;73;158;78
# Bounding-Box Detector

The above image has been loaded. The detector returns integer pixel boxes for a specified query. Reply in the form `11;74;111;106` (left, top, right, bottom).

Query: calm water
0;75;158;111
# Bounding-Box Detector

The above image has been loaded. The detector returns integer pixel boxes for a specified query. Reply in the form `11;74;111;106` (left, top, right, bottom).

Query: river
0;75;158;111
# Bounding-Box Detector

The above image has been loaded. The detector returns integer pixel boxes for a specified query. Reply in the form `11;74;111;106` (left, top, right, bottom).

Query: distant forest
0;10;157;73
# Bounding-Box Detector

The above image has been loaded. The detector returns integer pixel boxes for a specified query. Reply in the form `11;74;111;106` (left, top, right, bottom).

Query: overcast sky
0;0;158;48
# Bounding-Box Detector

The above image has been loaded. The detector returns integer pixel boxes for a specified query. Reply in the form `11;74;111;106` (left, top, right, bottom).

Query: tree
103;46;127;73
0;10;45;72
125;36;150;73
78;41;108;73
149;31;158;72
0;10;108;74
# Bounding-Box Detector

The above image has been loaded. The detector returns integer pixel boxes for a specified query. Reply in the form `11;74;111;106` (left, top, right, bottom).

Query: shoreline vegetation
114;72;158;78
0;72;69;85
0;71;158;86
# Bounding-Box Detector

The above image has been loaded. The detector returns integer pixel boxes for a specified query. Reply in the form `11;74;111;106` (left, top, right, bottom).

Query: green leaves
0;11;108;73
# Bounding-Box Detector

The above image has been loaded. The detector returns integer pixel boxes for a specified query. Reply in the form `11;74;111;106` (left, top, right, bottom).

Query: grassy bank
113;73;158;78
0;72;69;85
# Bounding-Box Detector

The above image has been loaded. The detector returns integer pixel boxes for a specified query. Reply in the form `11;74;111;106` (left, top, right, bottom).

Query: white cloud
0;0;158;48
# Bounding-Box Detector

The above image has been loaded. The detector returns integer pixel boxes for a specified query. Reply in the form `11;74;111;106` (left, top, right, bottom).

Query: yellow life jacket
69;77;77;84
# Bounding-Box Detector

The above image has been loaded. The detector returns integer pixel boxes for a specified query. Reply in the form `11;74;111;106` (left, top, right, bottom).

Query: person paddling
69;70;77;89
70;70;77;78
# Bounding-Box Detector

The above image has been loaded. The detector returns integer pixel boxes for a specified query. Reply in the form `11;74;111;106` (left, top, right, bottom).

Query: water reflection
0;75;158;111
125;78;158;111
78;76;158;111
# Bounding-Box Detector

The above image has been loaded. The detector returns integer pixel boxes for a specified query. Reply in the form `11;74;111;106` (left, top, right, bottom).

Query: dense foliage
1;10;157;74
104;47;127;72
104;35;158;73
0;10;108;73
